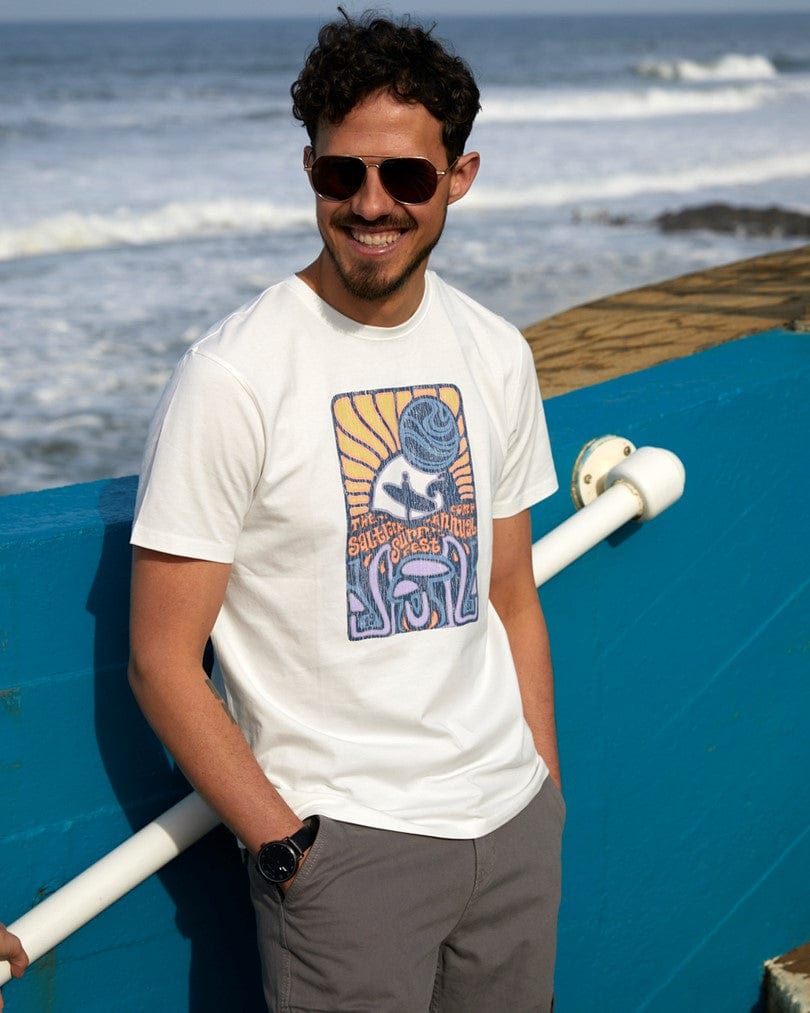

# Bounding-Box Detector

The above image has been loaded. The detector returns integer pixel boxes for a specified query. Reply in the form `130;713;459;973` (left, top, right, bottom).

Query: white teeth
351;230;400;247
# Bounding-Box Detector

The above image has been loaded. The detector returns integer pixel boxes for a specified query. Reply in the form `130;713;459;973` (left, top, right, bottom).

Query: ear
447;151;480;206
304;145;314;167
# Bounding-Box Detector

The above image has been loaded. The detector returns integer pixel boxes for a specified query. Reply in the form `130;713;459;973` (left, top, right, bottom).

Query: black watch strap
288;816;319;855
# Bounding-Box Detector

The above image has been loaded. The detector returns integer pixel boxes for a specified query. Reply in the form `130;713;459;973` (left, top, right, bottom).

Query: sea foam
0;200;313;261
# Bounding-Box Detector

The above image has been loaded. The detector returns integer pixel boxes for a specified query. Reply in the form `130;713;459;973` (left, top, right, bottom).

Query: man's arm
128;547;304;854
489;510;561;788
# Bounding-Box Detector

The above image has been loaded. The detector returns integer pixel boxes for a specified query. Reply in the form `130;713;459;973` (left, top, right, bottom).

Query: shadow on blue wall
88;478;264;1010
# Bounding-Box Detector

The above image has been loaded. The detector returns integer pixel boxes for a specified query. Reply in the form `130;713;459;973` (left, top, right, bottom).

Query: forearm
129;655;302;853
128;548;303;854
502;599;561;788
489;510;561;787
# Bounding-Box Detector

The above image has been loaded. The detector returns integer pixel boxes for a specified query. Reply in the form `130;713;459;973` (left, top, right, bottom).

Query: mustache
332;211;414;230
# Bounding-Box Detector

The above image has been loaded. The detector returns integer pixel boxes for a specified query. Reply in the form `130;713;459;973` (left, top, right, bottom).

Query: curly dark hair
291;10;481;161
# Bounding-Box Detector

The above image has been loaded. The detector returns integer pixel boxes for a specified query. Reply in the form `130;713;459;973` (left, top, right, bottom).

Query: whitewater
1;12;809;495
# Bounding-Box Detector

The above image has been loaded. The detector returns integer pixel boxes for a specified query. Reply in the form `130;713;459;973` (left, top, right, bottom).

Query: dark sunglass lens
380;158;438;204
312;156;366;200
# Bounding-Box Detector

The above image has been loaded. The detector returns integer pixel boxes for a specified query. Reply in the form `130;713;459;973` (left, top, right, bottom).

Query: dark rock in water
572;210;638;227
655;203;810;237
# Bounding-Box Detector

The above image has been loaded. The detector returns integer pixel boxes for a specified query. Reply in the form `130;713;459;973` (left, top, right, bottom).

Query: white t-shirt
131;271;558;838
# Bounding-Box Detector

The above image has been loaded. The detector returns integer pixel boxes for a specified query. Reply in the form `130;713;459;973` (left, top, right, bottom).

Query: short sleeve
131;349;265;562
492;338;558;518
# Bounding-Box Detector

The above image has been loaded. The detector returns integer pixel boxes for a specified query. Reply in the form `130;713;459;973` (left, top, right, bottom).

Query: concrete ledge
765;943;810;1012
522;244;810;396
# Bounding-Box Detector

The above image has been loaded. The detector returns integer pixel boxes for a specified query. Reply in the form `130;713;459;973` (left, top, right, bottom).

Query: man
129;11;564;1011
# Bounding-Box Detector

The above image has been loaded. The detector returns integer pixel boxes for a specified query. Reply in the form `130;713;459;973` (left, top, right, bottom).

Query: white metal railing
1;438;684;987
532;441;685;585
1;793;219;986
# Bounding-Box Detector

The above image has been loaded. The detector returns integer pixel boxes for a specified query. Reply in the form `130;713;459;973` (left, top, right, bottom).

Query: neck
297;253;427;328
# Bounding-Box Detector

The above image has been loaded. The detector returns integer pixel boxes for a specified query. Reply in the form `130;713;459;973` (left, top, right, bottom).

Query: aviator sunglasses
305;154;458;206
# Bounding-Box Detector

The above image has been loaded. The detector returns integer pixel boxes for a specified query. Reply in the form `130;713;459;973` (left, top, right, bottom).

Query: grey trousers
248;777;565;1012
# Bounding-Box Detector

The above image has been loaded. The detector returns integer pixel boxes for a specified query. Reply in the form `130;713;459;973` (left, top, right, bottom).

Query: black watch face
257;842;298;883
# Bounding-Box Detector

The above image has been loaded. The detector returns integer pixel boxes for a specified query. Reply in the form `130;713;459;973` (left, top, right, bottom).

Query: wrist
256;817;319;885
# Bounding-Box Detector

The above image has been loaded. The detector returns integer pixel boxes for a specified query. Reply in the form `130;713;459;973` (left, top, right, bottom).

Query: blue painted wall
1;329;808;1011
535;328;810;1011
0;480;264;1010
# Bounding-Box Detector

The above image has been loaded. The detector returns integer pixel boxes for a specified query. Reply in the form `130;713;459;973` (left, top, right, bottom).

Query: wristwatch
256;817;319;885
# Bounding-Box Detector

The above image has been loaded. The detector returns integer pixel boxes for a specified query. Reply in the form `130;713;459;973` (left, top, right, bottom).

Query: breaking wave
479;82;774;123
635;53;778;82
465;151;810;210
0;97;290;137
0;200;313;261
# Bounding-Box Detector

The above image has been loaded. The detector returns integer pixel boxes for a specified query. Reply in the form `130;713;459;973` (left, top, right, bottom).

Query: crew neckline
288;272;434;342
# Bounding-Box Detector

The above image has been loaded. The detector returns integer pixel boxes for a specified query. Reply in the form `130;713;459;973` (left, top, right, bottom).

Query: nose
349;162;397;219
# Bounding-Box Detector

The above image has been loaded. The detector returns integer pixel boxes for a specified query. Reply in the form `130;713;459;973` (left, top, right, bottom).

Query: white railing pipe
533;445;685;586
1;440;684;988
1;792;218;985
533;481;644;586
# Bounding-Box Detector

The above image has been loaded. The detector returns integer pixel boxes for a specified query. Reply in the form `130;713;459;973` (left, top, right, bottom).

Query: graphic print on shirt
332;384;479;641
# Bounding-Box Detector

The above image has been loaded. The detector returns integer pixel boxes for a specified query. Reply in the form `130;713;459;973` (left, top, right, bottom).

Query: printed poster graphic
332;384;479;641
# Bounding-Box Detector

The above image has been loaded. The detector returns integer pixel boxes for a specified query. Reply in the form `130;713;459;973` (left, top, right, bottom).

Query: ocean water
1;12;809;495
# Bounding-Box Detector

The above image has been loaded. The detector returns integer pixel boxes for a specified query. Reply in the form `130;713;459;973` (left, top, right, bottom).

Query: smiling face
300;89;479;327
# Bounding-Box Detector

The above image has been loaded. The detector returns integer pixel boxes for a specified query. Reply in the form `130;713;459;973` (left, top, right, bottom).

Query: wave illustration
0;199;313;261
465;151;810;210
635;53;778;82
478;82;776;123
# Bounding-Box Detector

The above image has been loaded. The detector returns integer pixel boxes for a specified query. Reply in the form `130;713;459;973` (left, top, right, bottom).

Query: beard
318;207;447;302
